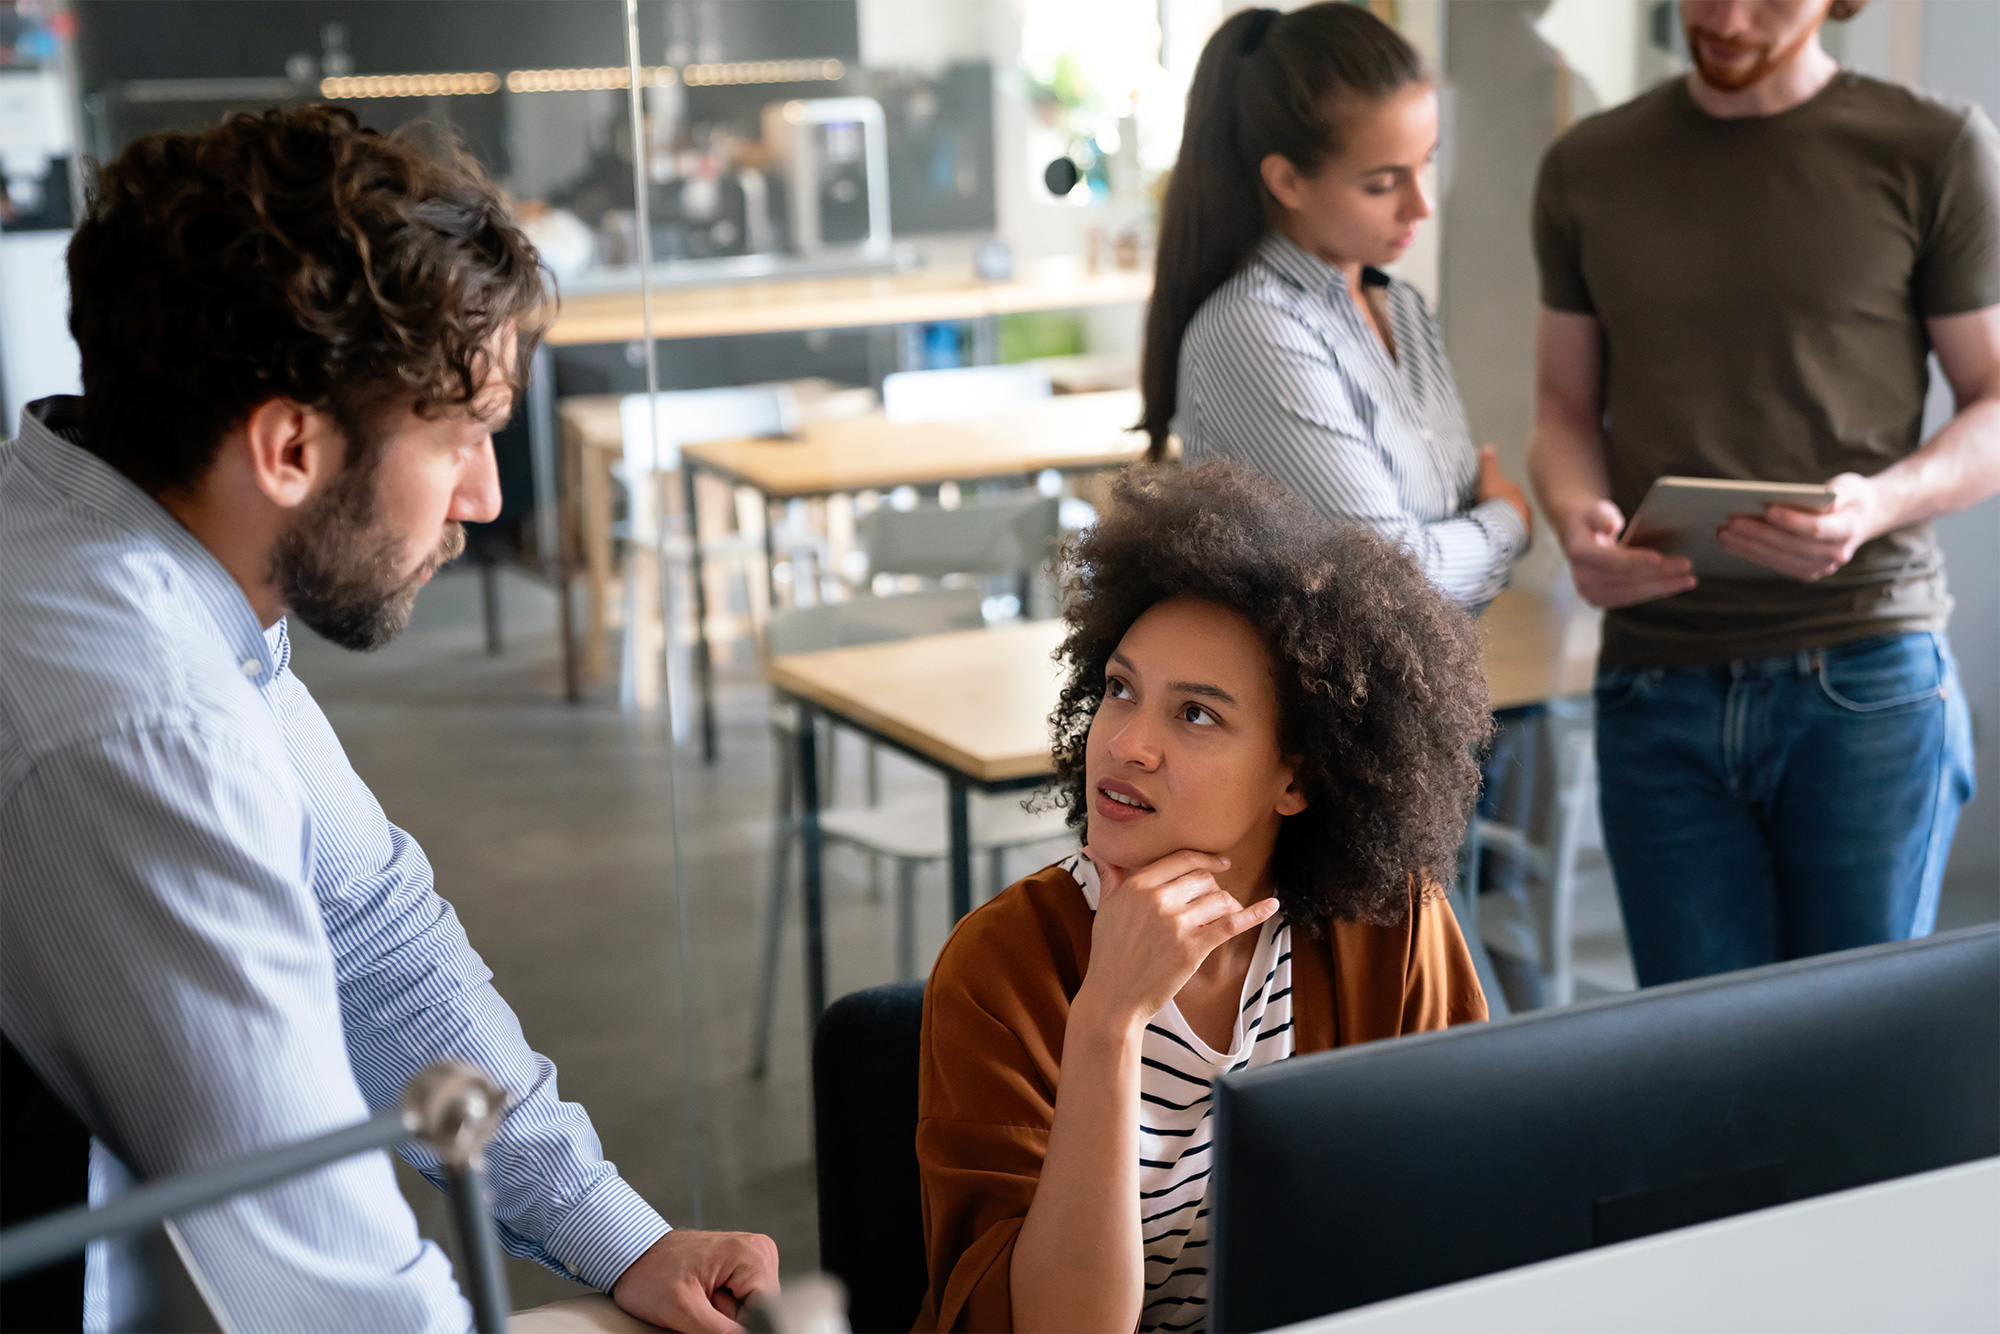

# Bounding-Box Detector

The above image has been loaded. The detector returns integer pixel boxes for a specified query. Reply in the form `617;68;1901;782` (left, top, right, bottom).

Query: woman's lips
1094;781;1156;823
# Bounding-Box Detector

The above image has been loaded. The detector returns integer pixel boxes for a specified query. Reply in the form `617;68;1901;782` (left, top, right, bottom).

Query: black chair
1;1035;90;1333
812;981;927;1333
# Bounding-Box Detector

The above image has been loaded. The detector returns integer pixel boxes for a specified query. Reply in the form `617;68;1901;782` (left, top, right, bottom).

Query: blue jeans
1595;632;1975;987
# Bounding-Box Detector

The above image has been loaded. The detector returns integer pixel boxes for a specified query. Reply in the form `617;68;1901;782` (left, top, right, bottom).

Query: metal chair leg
988;846;1006;903
866;744;884;904
750;728;796;1078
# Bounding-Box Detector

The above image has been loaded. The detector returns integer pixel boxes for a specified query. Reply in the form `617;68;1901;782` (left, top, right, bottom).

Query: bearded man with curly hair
913;461;1491;1333
0;107;774;1332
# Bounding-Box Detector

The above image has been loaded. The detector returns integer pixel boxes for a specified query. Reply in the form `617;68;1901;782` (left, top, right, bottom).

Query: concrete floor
291;562;1998;1308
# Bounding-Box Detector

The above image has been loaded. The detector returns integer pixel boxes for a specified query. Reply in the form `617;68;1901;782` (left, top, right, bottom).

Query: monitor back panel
1210;926;2000;1331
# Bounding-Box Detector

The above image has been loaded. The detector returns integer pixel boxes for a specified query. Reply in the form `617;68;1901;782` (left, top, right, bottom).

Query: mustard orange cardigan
913;861;1488;1332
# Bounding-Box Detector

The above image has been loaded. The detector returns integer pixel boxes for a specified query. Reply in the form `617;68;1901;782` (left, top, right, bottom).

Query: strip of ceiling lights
320;59;843;100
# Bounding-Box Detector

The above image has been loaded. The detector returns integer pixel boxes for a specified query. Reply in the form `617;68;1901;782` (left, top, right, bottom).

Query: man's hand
1475;444;1535;541
610;1229;779;1333
1716;472;1885;581
1558;498;1697;609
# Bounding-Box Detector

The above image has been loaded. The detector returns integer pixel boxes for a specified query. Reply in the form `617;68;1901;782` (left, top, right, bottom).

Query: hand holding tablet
1621;475;1842;581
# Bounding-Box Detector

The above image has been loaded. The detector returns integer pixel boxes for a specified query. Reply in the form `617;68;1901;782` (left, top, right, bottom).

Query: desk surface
767;589;1602;785
680;390;1149;498
546;265;1152;346
1283;1157;2000;1334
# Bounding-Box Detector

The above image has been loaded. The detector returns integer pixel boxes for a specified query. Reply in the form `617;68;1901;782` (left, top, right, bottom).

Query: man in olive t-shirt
1527;0;1998;986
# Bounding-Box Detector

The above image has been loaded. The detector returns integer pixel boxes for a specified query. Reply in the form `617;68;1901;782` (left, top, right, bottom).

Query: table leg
763;496;780;610
798;704;828;1029
949;780;973;923
526;343;578;702
682;464;717;763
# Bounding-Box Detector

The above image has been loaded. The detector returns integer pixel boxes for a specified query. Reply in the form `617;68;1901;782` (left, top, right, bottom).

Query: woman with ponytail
1143;3;1532;609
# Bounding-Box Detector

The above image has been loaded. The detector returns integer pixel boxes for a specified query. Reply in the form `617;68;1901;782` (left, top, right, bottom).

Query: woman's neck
1272;217;1365;292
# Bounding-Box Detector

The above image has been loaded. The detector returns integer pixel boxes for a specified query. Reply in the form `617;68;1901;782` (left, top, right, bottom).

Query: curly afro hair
1049;461;1494;931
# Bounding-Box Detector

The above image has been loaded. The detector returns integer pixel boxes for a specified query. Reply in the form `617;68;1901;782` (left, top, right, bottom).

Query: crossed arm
1528;305;2000;607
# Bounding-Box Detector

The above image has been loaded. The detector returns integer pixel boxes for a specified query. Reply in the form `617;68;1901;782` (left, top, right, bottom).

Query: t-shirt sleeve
1532;140;1597;315
1917;107;2000;317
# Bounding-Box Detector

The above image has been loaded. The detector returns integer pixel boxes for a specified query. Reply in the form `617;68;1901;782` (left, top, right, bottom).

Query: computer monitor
1209;924;2000;1332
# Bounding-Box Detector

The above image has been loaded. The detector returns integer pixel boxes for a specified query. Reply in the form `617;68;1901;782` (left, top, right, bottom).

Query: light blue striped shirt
1178;233;1527;608
0;400;669;1332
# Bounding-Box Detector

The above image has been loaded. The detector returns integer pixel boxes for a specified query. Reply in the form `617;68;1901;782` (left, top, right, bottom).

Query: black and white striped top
1177;232;1527;608
1064;853;1296;1334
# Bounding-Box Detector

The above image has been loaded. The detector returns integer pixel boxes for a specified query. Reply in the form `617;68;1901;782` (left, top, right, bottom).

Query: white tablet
1620;476;1837;580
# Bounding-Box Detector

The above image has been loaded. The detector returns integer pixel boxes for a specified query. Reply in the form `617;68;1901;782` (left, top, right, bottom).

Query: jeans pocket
1593;666;1659;713
1814;635;1946;714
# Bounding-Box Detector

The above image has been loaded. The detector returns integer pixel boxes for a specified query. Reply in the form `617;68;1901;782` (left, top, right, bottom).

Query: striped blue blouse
0;401;669;1332
1178;233;1527;608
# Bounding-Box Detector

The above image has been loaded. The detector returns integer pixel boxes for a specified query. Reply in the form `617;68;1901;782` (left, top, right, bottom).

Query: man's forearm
1529;412;1614;532
1010;995;1145;1333
1869;394;2000;532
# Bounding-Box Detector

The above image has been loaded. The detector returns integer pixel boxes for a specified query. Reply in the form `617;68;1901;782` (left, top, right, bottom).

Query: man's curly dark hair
1049;461;1494;931
67;104;547;495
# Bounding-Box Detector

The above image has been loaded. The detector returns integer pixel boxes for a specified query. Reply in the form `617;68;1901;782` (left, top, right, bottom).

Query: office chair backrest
880;364;1052;425
1;1035;90;1332
812;981;928;1334
618;384;798;473
859;492;1062;581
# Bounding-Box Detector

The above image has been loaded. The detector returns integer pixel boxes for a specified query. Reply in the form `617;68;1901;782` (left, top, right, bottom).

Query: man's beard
271;457;465;652
1686;4;1830;93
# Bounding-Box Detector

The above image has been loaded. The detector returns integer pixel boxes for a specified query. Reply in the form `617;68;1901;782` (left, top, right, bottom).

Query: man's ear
1260;153;1308;214
241;398;343;510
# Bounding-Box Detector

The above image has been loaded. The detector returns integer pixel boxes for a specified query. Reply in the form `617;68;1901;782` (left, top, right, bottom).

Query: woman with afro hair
913;461;1491;1333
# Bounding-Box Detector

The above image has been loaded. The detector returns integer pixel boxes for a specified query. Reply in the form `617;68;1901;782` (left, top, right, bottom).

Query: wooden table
678;390;1150;759
546;264;1152;346
767;587;1601;1023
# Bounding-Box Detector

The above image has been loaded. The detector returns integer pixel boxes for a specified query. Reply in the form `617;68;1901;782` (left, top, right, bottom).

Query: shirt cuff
1471;495;1531;564
538;1173;674;1292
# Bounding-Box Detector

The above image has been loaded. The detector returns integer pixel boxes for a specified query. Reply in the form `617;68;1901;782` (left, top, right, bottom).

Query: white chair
880;363;1052;424
1474;696;1602;1006
749;590;1072;1077
614;385;820;721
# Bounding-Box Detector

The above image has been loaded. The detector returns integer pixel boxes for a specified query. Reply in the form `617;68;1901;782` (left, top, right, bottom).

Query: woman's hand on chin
1075;846;1279;1033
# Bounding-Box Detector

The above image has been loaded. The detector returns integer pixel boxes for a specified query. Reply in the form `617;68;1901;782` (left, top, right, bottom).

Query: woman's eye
1183;703;1216;726
1105;677;1132;701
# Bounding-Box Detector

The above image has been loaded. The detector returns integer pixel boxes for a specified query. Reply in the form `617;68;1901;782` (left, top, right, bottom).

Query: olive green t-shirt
1533;72;2000;668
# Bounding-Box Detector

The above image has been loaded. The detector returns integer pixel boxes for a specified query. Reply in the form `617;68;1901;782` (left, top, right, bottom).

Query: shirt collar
14;396;278;685
1255;231;1393;297
1066;850;1103;911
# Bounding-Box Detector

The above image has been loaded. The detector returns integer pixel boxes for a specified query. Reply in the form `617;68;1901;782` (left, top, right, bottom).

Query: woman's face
1083;598;1307;879
1261;81;1438;271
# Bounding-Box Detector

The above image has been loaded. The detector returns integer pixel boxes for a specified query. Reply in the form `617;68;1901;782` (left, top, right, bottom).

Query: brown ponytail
1139;3;1424;461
